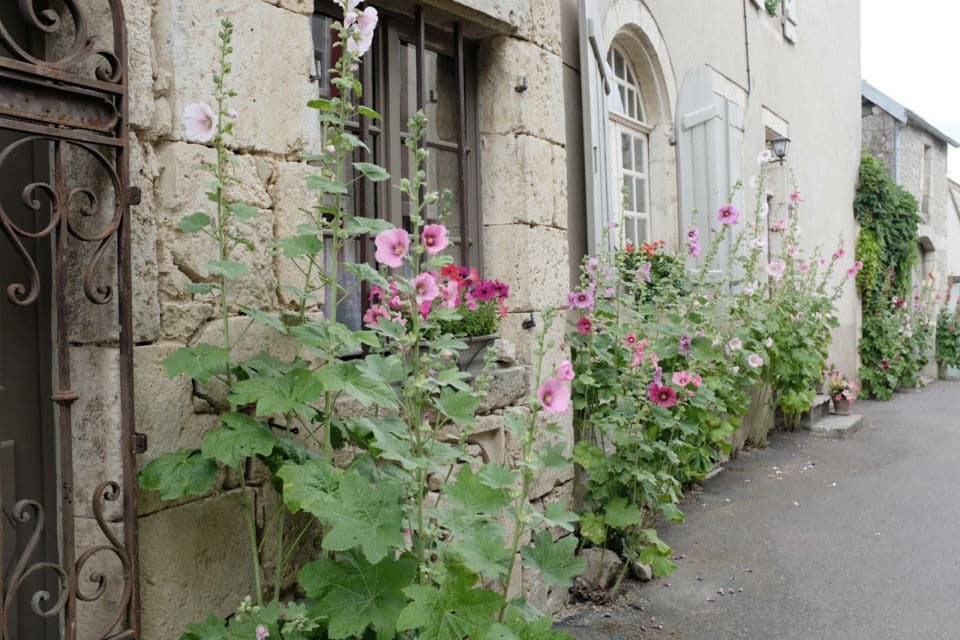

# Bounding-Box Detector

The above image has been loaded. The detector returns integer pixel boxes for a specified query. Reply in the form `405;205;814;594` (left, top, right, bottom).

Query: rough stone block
523;563;570;615
479;366;528;412
497;309;570;369
578;547;623;589
160;301;215;341
270;160;322;308
481;134;567;229
139;490;256;640
154;0;320;155
127;0;156;130
483;225;568;312
423;0;527;31
479;37;566;146
514;0;563;56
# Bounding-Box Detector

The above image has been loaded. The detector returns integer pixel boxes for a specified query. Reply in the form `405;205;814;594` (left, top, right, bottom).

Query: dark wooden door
0;4;57;639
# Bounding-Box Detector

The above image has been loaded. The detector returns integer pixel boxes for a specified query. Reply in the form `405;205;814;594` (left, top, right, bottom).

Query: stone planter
832;396;851;416
457;334;499;375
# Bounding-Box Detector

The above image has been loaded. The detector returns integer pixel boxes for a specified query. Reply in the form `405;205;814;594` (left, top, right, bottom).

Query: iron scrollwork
0;1;140;639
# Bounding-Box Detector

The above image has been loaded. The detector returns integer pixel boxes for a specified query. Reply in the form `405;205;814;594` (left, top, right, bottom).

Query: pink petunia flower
346;7;378;56
748;353;764;368
413;272;439;306
766;260;786;281
538;377;571;414
421;224;449;255
672;370;693;386
556;360;575;382
647;382;677;408
718;205;741;226
183;102;217;142
577;316;593;335
374;227;410;268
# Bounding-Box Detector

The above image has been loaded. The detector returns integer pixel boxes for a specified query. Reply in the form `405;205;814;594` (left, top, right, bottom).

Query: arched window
607;43;651;245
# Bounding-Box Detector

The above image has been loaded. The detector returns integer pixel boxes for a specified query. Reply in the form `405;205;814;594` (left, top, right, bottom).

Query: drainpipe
742;0;752;95
894;122;902;184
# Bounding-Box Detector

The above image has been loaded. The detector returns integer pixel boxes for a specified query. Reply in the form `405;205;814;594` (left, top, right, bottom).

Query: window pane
634;137;645;173
310;14;338;97
627;89;636;119
623;175;635;211
637;216;648;243
621;133;632;171
625;217;638;246
324;237;363;331
614;49;624;78
635;177;647;214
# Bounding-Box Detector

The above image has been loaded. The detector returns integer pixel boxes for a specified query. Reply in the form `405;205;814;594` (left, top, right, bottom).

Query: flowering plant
936;304;960;369
828;371;859;403
436;264;510;337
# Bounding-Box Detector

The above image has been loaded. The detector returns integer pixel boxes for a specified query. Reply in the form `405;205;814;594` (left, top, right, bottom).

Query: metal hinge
134;432;148;454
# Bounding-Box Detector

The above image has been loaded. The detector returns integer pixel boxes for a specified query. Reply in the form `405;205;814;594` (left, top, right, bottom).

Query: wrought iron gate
0;2;140;639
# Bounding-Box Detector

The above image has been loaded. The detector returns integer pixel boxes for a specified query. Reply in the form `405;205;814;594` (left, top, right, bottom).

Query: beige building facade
0;1;863;638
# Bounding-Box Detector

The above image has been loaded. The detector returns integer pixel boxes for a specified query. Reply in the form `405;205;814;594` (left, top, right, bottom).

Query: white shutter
578;0;618;254
724;99;746;285
782;0;798;42
676;66;725;278
750;0;763;8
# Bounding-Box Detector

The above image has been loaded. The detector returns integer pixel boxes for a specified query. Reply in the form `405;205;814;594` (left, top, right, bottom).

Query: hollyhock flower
786;245;800;257
798;262;810;273
766;259;786;281
764;337;773;348
748;353;764;368
183;102;217;142
742;283;756;296
692;375;703;388
790;191;802;203
637;262;653;283
732;365;740;374
630;344;646;368
678;334;692;355
777;218;788;231
586;257;600;274
607;221;619;229
649;352;660;368
832;248;846;259
751;236;766;249
672;370;693;386
853;260;863;272
577;316;593;335
438;280;459;309
846;266;857;277
757;148;774;165
256;625;270;640
421;224;449;255
688;240;701;257
818;258;827;266
346;6;378;56
362;304;390;326
538;377;571;414
556;360;575;382
647;382;677;408
718;205;741;226
569;290;594;310
325;144;337;155
603;286;616;298
625;333;638;346
728;337;743;351
413;272;439;306
687;228;700;242
374;227;410;268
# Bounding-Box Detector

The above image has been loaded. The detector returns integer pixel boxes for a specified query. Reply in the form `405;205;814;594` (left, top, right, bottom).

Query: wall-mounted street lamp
770;136;791;164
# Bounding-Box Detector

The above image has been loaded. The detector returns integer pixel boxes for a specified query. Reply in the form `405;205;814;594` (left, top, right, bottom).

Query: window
310;6;481;328
607;43;651;245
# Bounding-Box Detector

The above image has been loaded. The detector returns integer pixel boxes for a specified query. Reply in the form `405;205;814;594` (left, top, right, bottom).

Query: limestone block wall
57;0;578;637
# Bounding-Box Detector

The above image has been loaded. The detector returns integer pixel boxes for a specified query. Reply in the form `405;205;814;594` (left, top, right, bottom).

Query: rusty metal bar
0;58;124;96
0;70;120;133
0;116;122;147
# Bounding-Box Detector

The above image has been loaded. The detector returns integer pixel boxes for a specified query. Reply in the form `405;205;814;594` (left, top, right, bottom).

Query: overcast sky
861;1;960;179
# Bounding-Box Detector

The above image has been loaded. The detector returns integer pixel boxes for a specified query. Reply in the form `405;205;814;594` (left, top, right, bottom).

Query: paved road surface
559;381;960;639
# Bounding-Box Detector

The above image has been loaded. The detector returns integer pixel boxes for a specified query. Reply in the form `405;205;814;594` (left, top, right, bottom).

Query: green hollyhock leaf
447;465;511;513
201;413;275;468
306;174;348;193
477;463;518;489
273;234;323;258
276;459;340;516
317;361;397;408
239;305;287;334
603;497;646;530
162;344;229;383
520;530;586;587
138;449;217;501
344;216;394;236
352;162;391;182
299;552;415;640
535;441;570;470
181;614;229;640
659;502;685;524
316;470;406;563
449;522;511;579
177;212;211;234
357;105;383;121
229;368;324;419
437;388;481;426
207;259;249;279
642;528;672;554
185;282;219;296
538;502;579;532
228;202;259;221
638;544;677;578
396;570;503;640
578;512;607;545
499;609;571;640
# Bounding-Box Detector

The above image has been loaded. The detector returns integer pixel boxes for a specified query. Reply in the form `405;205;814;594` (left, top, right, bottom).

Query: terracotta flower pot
832;396;851;416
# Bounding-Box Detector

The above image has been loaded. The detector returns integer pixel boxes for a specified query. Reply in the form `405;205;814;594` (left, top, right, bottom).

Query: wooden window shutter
782;0;798;42
750;0;764;8
578;0;618;254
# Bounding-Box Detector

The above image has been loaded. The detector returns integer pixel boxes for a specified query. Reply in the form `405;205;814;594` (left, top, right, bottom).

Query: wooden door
0;4;57;639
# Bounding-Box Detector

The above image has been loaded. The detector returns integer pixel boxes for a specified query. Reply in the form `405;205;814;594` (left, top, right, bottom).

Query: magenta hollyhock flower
556;360;575;382
672;370;693;386
647;382;677;408
747;353;764;368
183;102;217;142
374;227;410;268
687;228;700;242
625;333;638;346
765;260;786;281
577;316;593;335
421;224;449;255
718;205;740;226
413;272;439;306
678;334;692;356
538;377;571;413
346;7;378;56
569;290;594;310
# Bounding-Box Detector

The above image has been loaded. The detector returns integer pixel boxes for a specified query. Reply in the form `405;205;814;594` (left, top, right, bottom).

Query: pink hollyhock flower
798;262;810;273
766;259;786;281
585;257;600;274
832;248;846;260
853;260;863;272
678;334;692;355
607;221;619;229
183;102;217;142
718;205;741;225
691;374;703;388
790;191;802;203
538;377;571;414
728;337;743;351
577;316;593;335
325;144;337;154
688;238;701;257
748;353;764;368
569;290;594;310
777;218;788;231
603;286;616;298
846;266;857;277
346;7;378;56
362;304;390;326
256;625;270;640
630;347;645;368
637;262;653;282
786;245;800;257
556;360;575;381
625;333;638;346
742;283;756;296
438;280;459;309
374;227;410;268
421;224;449;255
647;382;677;408
687;228;700;242
413;272;439;306
764;337;774;348
672;370;693;386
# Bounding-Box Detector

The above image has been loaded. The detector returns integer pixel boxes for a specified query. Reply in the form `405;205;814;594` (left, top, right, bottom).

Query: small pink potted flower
828;371;858;415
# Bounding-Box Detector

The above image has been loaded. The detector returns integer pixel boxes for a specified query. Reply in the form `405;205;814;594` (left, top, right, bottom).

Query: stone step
800;394;832;427
804;413;863;439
